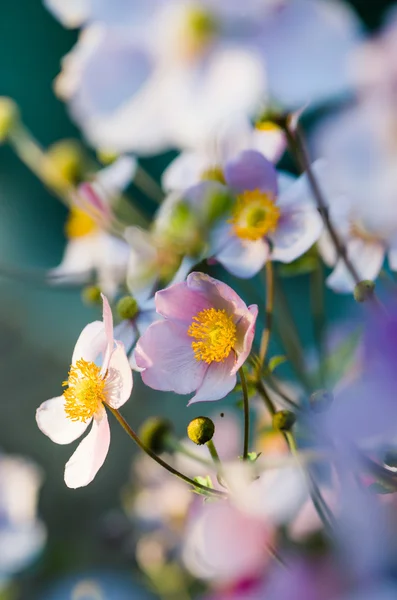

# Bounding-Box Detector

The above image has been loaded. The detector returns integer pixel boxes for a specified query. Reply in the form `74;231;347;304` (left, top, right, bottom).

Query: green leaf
268;355;287;373
192;475;216;497
247;451;261;462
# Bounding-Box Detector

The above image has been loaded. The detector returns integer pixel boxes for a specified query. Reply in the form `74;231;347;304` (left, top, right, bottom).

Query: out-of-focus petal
234;305;258;373
326;239;385;293
225;150;278;196
105;342;133;409
94;155;137;200
162;152;209;192
215;233;270;278
188;352;236;404
270;207;323;263
36;396;89;445
64;407;111;488
72;321;107;365
113;320;137;352
101;294;114;374
44;0;90;27
135;321;207;394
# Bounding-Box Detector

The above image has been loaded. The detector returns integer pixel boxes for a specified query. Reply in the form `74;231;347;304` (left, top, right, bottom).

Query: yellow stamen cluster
255;121;282;134
230;189;280;241
65;206;98;239
188;308;237;364
63;359;106;422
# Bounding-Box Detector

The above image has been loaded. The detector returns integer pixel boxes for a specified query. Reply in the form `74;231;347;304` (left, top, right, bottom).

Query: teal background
0;1;393;597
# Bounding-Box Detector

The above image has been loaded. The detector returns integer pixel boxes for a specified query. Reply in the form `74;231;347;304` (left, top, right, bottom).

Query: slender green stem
259;261;274;370
165;435;213;469
256;379;276;416
266;374;302;412
135;163;164;205
239;368;250;460
106;405;226;497
206;439;221;463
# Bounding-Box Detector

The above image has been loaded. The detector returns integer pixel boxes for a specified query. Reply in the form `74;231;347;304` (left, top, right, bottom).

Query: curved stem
259;261;274;371
239;368;250;460
106;405;226;498
256;379;276;416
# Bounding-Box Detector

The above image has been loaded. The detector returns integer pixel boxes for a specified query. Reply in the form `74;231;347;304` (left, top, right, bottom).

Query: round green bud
97;148;119;165
272;410;296;432
353;280;375;303
139;417;173;454
117;295;139;321
0;97;19;142
187;416;215;445
310;389;333;413
82;285;102;305
46;139;84;187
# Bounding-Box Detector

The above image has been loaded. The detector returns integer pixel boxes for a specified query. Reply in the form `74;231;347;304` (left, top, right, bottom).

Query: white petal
64;408;111;488
49;236;97;282
162;152;209;192
215;234;270;279
188;353;236;405
72;321;107;365
270;207;323;263
44;0;90;27
36;396;89;445
326;239;385;293
94;156;137;200
100;293;114;374
105;342;133;409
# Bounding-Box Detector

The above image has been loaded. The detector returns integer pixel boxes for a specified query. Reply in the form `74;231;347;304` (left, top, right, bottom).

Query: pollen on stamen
188;308;237;364
63;358;106;422
230;189;280;241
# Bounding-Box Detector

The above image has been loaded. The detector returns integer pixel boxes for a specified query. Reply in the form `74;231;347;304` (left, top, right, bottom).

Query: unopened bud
272;410;296;432
45;139;84;187
310;389;333;413
97;149;119;165
139;417;173;454
117;295;139;321
82;285;102;305
0;97;19;142
187;416;215;445
353;280;375;303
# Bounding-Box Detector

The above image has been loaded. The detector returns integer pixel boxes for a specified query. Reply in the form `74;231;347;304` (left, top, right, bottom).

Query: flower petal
215;235;270;278
72;321;107;365
186;272;249;317
225;150;278;196
113;320;137;352
44;0;89;27
135;321;207;394
155;282;212;325
234;305;258;373
326;239;385;293
105;342;133;409
270;207;323;263
188;353;236;405
64;408;111;489
162;151;209;192
101;293;114;374
36;396;89;445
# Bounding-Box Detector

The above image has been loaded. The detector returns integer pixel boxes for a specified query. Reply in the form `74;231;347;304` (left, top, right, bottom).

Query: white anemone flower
36;295;133;488
0;455;46;587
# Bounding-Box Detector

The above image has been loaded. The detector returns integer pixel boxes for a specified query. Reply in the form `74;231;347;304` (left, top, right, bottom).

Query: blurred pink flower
36;295;133;488
134;272;257;404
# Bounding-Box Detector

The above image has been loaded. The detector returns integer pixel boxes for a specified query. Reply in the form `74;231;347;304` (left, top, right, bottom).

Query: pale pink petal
224;150;278;196
326;239;385;293
135;321;207;394
253;126;286;163
105;342;133;409
270;208;323;263
276;161;327;210
215;235;270;278
113;321;137;352
233;305;258;373
36;396;89;445
188;353;236;405
72;321;107;365
155;282;212;325
64;407;111;489
186;272;249;317
100;293;114;374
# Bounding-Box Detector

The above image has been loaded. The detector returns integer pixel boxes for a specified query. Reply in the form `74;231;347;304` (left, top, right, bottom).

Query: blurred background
0;0;395;597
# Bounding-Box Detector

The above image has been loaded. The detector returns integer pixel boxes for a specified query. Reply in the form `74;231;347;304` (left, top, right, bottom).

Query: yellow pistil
63;359;106;422
65;206;98;239
188;308;237;364
200;165;226;184
255;121;282;134
230;189;280;241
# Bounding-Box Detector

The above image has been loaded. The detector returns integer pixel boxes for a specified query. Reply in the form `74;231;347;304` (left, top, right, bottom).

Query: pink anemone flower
134;272;257;404
36;295;133;488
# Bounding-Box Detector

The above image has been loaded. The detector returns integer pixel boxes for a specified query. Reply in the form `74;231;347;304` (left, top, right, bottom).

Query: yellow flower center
200;165;226;184
255;120;282;134
63;359;106;422
230;189;280;241
65;206;98;239
188;308;237;364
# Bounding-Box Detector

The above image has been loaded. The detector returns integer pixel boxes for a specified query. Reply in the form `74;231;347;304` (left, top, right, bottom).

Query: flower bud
139;417;173;454
272;410;296;432
310;389;333;413
117;295;139;321
353;280;375;303
81;285;102;305
45;140;84;188
0;97;19;142
187;416;215;445
97;149;119;165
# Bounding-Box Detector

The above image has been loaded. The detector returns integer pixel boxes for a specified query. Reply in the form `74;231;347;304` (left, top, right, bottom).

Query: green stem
135;163;164;205
165;435;213;469
259;261;274;371
239;368;250;460
107;405;226;498
256;379;276;416
206;439;221;463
